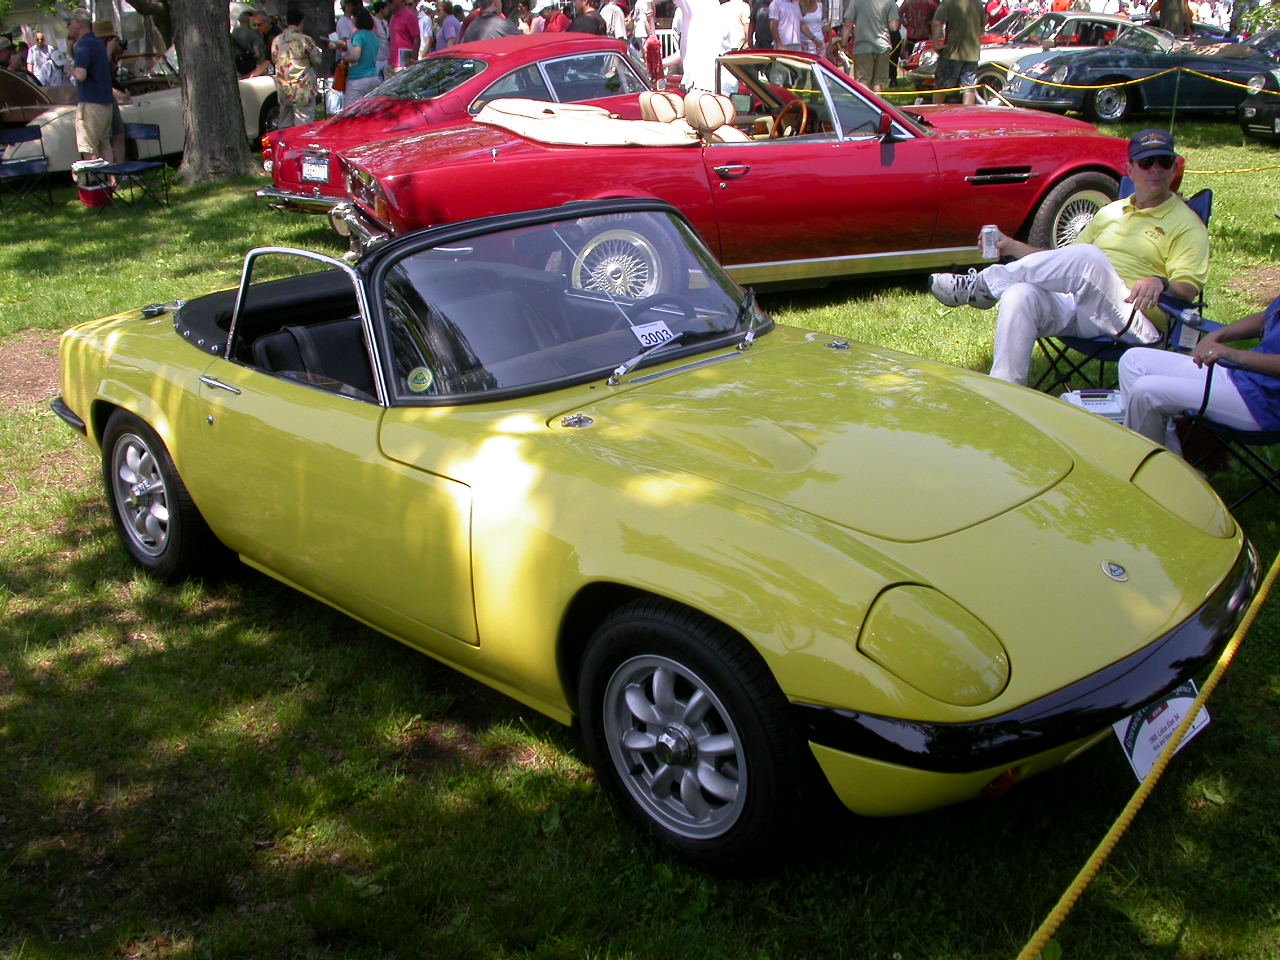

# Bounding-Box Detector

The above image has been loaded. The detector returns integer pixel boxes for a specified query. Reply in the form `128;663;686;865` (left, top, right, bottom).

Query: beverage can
980;224;1000;260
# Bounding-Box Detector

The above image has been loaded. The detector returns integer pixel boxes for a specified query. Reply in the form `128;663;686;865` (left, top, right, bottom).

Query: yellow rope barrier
1014;546;1280;960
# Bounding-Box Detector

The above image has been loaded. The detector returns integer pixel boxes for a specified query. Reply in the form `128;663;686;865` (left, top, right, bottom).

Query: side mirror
879;111;896;140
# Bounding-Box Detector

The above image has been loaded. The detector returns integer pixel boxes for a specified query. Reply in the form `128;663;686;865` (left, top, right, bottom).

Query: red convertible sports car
329;49;1130;287
257;33;654;214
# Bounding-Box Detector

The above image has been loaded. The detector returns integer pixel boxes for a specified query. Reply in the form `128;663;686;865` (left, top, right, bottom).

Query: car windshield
1012;14;1067;45
370;56;487;101
1247;29;1280;59
1112;25;1170;52
717;55;883;139
378;209;768;400
115;54;177;81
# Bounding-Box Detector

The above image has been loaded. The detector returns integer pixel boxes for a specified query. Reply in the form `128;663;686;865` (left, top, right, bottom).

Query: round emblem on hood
1102;561;1128;582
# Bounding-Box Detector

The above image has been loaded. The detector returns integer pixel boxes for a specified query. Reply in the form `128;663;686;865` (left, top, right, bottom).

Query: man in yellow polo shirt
928;129;1209;385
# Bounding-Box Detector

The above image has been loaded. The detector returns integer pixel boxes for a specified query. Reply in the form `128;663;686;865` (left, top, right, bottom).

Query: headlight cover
1049;65;1070;85
1131;449;1235;539
858;585;1010;707
1247;73;1267;95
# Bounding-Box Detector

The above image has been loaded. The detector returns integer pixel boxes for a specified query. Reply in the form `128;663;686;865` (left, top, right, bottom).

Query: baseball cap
1128;129;1176;162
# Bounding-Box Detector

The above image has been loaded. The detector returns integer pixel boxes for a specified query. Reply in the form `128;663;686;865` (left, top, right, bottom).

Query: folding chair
1032;183;1214;394
91;123;169;209
0;126;53;213
1181;362;1280;510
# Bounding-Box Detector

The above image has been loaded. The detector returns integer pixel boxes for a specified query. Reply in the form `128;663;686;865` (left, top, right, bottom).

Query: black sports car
1238;67;1280;143
1004;26;1280;123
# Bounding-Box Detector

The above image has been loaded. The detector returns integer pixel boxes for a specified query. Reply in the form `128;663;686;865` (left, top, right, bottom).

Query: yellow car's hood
566;337;1073;542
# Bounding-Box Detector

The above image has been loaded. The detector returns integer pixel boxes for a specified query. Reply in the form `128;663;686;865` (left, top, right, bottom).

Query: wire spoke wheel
1053;188;1112;247
602;654;747;839
571;228;664;298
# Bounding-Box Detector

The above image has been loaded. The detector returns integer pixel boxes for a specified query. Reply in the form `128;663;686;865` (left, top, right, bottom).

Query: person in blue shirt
1120;297;1280;454
66;9;114;161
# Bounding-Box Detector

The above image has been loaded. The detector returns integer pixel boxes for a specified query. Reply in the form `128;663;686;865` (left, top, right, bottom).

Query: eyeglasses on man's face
1133;156;1174;170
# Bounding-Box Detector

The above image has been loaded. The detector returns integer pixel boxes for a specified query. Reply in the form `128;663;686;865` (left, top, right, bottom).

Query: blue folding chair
1033;181;1214;393
1182;362;1280;510
91;123;169;209
0;126;53;213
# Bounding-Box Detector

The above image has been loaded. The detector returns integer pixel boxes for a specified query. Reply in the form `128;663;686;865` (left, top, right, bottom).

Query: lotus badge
1102;561;1128;582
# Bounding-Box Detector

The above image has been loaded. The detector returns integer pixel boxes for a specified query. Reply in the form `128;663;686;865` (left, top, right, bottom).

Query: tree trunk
172;0;256;182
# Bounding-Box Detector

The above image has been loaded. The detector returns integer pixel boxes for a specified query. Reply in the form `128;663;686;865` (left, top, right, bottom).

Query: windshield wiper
736;287;758;352
607;331;692;386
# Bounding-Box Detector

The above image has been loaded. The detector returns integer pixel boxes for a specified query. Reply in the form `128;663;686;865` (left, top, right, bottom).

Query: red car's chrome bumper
256;185;344;215
328;201;391;261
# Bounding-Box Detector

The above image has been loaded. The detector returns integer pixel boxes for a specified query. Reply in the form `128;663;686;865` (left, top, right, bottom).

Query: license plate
1112;681;1209;782
301;153;330;183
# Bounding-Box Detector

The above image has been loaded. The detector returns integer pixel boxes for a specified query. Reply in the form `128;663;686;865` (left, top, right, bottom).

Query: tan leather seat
638;90;686;123
683;92;751;142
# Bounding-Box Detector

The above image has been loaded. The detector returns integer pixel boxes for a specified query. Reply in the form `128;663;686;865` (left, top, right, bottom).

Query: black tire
1027;171;1119;249
1085;80;1136;123
257;93;280;140
578;598;808;873
569;221;681;298
974;69;1005;102
101;410;218;583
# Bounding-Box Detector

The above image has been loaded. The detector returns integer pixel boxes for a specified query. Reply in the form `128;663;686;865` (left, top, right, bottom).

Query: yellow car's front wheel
579;598;809;874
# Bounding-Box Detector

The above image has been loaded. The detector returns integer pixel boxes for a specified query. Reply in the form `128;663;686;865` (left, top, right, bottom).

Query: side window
544;53;644;102
471;65;552;113
826;79;881;138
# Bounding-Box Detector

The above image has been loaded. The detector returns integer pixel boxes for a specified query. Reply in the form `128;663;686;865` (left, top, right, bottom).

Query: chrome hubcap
572;230;661;298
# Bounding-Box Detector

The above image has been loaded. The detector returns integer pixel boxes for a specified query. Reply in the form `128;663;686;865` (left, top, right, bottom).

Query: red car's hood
904;103;1120;139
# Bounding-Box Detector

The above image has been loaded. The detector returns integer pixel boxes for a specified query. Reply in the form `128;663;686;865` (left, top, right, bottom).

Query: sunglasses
1134;156;1175;170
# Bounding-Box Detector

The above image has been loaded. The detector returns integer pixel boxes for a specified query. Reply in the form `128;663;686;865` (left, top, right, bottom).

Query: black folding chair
0;126;53;213
1182;362;1280;510
91;123;169;209
1033;185;1214;394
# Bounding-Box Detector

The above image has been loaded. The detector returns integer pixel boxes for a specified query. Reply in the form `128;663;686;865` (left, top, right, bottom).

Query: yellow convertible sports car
55;201;1256;871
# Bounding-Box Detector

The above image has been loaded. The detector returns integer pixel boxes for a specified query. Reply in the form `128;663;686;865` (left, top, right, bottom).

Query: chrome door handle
199;376;241;395
713;164;751;179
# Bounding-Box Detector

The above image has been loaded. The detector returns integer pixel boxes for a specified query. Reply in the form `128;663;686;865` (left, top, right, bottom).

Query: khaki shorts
854;51;891;89
75;101;113;159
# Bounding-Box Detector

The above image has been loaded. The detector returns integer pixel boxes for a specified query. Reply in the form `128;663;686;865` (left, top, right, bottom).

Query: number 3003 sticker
630;320;675;349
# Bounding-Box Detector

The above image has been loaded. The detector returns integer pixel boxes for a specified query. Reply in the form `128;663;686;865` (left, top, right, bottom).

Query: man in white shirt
722;0;752;48
600;0;629;39
27;31;67;86
768;0;802;50
417;2;437;55
631;0;655;49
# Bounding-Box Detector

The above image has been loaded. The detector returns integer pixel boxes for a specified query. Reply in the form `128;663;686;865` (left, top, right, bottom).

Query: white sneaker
929;269;997;309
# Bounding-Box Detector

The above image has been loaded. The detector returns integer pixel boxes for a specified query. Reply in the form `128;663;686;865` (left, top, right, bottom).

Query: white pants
1119;347;1259;455
981;244;1161;385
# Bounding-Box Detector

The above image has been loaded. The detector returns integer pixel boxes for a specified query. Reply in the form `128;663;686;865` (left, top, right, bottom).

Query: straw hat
93;19;118;38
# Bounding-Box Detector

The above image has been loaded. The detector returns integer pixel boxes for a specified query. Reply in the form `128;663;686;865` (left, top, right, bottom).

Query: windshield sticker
407;366;434;393
630;320;675;350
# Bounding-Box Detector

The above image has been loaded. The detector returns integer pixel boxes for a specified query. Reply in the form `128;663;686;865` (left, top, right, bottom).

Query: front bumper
1002;78;1082;113
796;543;1257;814
255;185;344;215
328;200;392;261
1238;95;1280;142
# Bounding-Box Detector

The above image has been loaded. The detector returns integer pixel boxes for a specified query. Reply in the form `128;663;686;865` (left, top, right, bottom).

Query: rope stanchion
1014;547;1279;960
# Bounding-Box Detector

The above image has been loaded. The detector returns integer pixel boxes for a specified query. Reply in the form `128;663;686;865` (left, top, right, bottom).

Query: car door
177;252;479;648
707;61;941;286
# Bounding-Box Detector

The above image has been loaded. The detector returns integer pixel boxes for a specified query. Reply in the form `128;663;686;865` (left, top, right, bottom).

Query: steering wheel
625;292;699;327
770;99;810;139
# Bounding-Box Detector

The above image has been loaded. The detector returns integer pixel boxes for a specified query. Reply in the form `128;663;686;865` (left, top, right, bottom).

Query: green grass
2;131;1280;959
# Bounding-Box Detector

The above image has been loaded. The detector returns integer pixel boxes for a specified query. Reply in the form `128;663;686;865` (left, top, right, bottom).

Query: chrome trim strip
964;172;1040;185
626;350;742;384
725;246;985;286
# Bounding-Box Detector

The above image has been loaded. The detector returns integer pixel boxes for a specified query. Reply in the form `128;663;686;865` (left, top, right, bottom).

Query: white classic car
0;54;278;172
